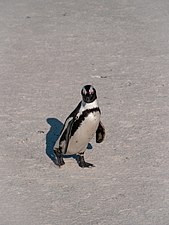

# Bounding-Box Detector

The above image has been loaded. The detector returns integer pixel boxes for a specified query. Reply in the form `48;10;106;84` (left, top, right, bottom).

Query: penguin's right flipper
58;102;81;154
54;102;81;165
61;117;75;154
96;121;105;143
54;117;75;166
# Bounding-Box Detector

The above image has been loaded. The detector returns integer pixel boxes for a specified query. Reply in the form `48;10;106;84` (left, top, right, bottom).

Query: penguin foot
79;161;95;168
77;155;95;168
53;157;65;167
54;149;65;167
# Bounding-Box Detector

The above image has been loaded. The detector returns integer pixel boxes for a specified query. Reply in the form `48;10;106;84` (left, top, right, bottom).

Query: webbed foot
54;148;65;167
77;154;95;168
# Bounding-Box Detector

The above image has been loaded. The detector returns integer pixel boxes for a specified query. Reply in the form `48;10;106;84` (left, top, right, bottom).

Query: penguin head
81;85;97;103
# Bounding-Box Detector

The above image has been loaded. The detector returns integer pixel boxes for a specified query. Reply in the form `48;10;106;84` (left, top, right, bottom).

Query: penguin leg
76;152;95;168
54;147;65;167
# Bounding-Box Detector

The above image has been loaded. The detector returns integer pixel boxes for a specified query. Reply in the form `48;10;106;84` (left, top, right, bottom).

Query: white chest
66;111;100;155
82;111;100;132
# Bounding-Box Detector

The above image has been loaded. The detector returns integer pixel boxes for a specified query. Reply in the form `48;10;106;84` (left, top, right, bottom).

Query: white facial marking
89;86;94;94
82;87;87;95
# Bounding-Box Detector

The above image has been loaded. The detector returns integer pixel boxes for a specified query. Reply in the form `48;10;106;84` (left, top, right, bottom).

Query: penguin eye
89;87;94;95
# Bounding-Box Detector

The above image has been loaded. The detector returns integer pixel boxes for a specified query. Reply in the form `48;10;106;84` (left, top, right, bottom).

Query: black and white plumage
54;85;105;168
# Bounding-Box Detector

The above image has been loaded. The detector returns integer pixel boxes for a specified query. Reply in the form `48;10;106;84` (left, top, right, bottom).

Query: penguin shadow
46;118;93;165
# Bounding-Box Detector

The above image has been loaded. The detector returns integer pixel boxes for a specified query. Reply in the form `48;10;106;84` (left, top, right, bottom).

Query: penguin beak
85;96;91;103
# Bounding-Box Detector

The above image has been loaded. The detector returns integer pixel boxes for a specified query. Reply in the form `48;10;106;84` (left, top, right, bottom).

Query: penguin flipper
96;121;105;143
56;102;81;154
59;117;75;154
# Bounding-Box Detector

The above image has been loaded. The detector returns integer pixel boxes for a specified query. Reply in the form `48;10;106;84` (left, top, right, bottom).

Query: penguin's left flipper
96;121;105;143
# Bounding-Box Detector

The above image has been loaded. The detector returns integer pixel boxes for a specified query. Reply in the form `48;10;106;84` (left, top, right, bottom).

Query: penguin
54;85;105;168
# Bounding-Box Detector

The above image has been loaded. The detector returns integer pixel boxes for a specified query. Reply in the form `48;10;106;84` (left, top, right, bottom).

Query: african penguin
54;85;105;168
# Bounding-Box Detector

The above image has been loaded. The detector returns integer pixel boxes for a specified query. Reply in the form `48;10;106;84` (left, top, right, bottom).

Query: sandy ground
1;0;169;224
